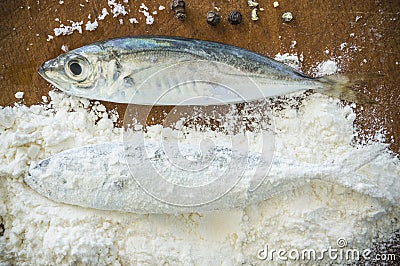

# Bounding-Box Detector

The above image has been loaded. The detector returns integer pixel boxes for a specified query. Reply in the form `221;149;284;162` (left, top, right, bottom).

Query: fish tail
316;73;382;104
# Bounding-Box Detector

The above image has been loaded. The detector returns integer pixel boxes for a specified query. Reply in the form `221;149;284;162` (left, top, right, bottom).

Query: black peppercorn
171;0;185;11
206;11;221;26
228;10;242;25
176;12;187;21
171;0;186;21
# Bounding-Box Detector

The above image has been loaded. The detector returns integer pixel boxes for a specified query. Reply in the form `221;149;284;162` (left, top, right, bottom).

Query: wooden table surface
0;0;399;154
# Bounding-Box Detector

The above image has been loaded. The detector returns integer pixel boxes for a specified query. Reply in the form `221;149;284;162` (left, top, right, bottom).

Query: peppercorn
171;0;186;21
176;12;187;21
207;11;221;26
228;10;242;25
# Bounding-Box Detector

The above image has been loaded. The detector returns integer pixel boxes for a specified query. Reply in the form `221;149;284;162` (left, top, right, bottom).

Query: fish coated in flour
24;140;390;214
38;36;376;105
25;141;274;213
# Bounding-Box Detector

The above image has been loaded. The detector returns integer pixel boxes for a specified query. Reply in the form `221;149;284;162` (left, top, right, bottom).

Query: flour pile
0;58;399;264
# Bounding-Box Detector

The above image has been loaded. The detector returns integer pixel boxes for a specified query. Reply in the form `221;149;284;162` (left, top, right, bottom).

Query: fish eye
69;62;82;75
64;56;91;82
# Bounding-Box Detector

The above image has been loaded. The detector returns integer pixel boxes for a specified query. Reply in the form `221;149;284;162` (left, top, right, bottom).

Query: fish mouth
37;63;47;80
38;59;66;90
38;61;53;81
38;58;63;81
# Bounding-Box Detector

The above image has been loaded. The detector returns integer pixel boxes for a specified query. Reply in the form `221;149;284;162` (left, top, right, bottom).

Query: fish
24;140;389;214
38;36;377;105
25;140;275;214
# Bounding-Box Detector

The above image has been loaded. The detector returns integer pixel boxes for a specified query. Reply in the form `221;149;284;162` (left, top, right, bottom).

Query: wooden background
0;0;399;155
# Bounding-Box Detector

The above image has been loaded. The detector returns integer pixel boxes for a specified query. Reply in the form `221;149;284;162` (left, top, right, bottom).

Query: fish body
39;36;372;105
25;141;274;213
25;140;389;214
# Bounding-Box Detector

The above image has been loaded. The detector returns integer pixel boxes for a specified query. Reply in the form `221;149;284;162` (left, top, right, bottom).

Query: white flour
0;58;399;264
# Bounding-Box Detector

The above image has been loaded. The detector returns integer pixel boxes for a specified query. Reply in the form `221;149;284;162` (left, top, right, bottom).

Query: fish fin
317;73;383;104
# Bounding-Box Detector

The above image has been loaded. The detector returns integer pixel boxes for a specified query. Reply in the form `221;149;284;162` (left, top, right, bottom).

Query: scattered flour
0;57;399;264
315;60;339;76
14;92;24;99
48;1;162;39
53;20;83;36
60;44;69;52
107;0;128;17
139;3;155;25
85;20;99;31
139;3;148;10
274;52;302;70
98;8;109;20
129;18;139;24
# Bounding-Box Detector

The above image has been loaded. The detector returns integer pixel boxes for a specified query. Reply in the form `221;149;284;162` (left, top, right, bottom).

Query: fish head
38;44;104;98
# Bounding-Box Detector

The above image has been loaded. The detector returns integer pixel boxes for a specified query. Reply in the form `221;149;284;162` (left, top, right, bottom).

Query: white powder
315;60;339;76
274;52;302;70
340;42;347;50
85;20;98;31
53;20;83;36
60;44;69;52
98;8;109;20
139;3;148;11
139;4;154;25
145;15;154;25
0;58;399;264
14;91;24;99
129;18;139;24
108;0;128;17
48;1;165;38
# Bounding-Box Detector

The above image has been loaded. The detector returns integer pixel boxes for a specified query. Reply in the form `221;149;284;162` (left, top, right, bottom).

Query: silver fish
38;36;375;105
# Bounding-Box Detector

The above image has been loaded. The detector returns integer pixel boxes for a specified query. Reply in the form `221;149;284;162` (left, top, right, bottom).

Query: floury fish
25;140;387;214
38;36;377;105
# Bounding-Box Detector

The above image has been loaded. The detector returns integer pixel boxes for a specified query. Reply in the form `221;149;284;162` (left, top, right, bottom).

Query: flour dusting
48;1;165;41
0;56;399;264
316;60;340;76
